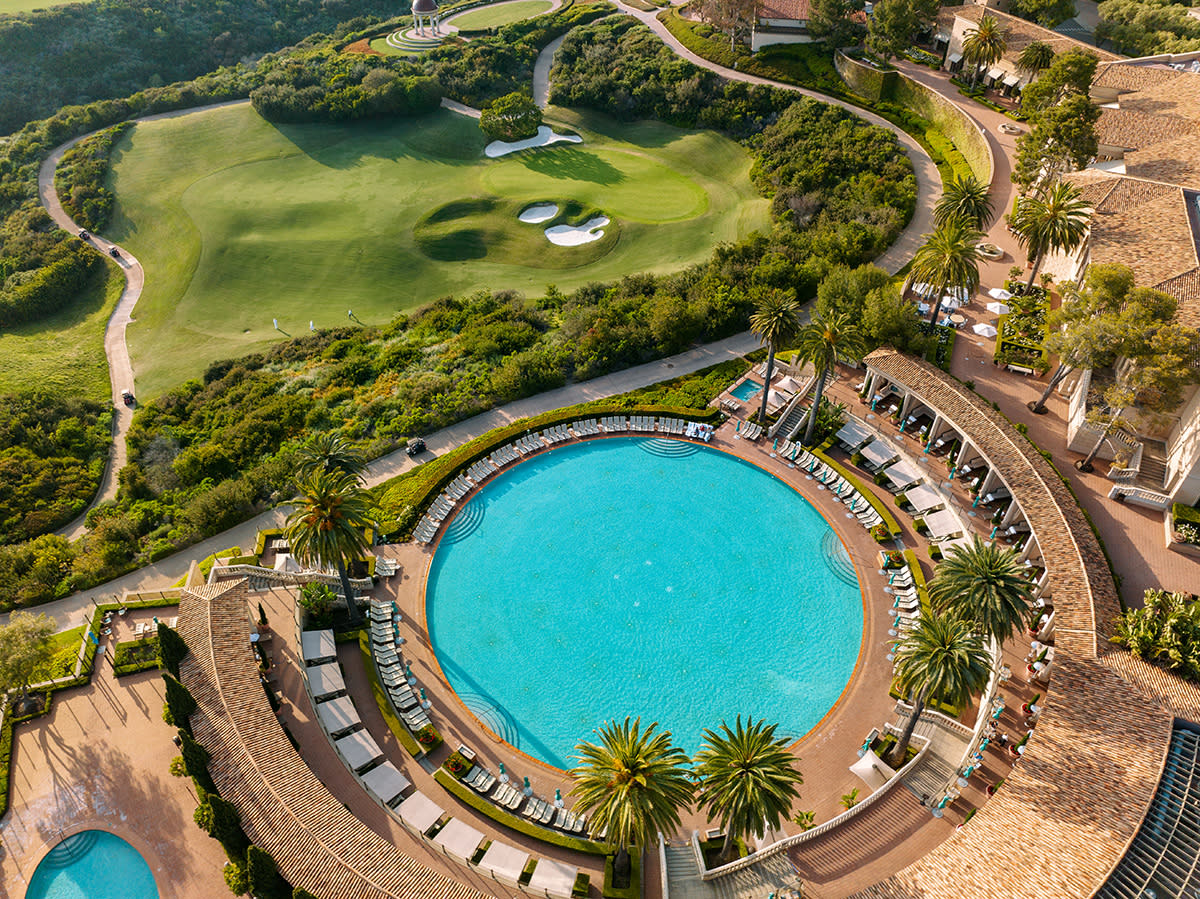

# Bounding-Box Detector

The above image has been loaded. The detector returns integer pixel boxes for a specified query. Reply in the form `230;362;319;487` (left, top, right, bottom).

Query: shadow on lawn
519;147;623;184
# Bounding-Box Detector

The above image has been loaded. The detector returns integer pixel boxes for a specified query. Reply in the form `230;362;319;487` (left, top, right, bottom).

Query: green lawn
450;0;553;29
0;259;120;402
0;0;87;13
106;103;769;397
31;626;85;683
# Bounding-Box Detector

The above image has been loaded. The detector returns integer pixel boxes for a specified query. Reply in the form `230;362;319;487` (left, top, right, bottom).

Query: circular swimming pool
426;437;864;769
27;830;159;899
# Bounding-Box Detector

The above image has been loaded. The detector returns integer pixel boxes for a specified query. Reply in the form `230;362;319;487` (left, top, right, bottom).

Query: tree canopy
479;91;544;142
0;611;55;701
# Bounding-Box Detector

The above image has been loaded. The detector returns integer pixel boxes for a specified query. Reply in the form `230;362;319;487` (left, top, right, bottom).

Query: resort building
1046;63;1200;507
752;0;816;50
934;5;1119;94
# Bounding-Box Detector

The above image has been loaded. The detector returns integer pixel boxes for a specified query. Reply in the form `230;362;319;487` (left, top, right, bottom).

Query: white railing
768;393;805;438
1108;439;1143;482
210;563;371;592
699;737;932;881
1108;484;1171;510
659;833;670;899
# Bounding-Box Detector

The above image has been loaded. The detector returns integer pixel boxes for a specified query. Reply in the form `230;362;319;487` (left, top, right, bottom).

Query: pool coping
414;429;882;781
21;820;174;899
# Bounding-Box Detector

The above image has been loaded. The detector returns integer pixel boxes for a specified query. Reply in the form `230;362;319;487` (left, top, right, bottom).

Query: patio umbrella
554;789;564;808
972;323;998;338
499;762;508;782
523;776;533;797
985;301;1011;315
987;287;1012;301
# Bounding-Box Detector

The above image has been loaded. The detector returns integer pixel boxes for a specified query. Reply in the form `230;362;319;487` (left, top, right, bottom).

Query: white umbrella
973;322;998;338
987;287;1013;301
986;301;1011;315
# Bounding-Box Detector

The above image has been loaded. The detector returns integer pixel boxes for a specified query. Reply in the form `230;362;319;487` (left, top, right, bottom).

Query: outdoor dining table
948;313;966;325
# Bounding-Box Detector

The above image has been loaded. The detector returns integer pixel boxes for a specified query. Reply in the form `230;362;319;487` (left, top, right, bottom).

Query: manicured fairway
106;103;769;396
449;0;553;29
0;0;87;13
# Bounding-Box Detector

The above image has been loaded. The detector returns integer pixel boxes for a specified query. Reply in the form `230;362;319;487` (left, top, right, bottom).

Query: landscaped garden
450;0;555;30
992;285;1050;374
107;103;768;396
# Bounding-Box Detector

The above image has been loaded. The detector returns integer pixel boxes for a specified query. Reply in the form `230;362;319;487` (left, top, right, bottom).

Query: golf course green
449;0;554;29
106;103;769;396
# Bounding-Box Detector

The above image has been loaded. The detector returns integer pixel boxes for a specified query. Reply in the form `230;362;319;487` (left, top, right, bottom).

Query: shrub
157;623;189;678
246;845;290;899
179;728;216;794
224;861;249;896
163;673;197;733
479;91;543;141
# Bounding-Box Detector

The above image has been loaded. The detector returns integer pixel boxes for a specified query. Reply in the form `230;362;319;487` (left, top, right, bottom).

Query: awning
334;730;383;773
924;509;964;539
315;695;360;736
836;418;873;450
850;749;897;789
273;552;301;572
947;51;963;63
904;484;945;514
479;842;529;883
885;459;923;491
1002;73;1021;87
765;388;793;410
986;67;1005;81
301;628;336;664
308;662;345;700
361;761;411;807
398;791;445;834
773;374;806;394
859;439;899;470
433;818;485;862
528;859;579;899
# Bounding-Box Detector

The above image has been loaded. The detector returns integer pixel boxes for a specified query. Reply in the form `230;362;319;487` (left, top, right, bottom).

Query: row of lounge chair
572;419;601;436
629;416;656;432
370;601;432;732
740;421;763;441
543;424;571;445
600;415;628;431
775;442;886;531
460;753;588;834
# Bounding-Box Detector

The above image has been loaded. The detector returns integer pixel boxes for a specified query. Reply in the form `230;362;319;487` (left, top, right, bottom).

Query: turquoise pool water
730;379;762;401
27;830;158;899
426;437;864;769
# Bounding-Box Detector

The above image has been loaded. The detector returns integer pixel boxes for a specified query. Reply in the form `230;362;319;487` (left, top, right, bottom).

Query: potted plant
1021;692;1041;715
257;602;270;632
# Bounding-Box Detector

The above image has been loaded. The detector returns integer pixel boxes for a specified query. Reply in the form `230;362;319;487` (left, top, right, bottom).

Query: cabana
773;374;806;395
528;858;580;899
849;749;897;790
315;695;360;737
904;484;946;514
335;730;384;773
307;662;346;701
398;791;445;835
301;629;336;666
884;459;923;491
859;439;899;470
361;761;411;807
924;509;965;540
433;818;485;862
479;842;530;885
836;418;873;451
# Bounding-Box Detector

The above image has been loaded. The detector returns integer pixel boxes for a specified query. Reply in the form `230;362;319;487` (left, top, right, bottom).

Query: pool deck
0;609;228;899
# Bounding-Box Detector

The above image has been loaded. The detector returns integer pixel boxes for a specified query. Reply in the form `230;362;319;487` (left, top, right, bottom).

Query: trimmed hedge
901;548;930;609
810;447;903;537
433;768;613;855
357;633;424;758
602;850;642;899
113;636;161;677
376;403;721;539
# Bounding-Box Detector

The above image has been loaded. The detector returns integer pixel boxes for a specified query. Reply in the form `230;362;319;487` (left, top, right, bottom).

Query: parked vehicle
120;389;134;406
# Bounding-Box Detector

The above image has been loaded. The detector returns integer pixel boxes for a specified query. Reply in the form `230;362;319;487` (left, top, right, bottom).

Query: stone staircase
1137;439;1168;491
664;844;713;899
891;702;972;807
775;398;811;441
384;24;456;53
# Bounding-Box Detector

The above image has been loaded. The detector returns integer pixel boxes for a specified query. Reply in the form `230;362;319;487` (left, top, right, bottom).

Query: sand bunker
485;126;582;158
545;216;610;246
518;203;559;224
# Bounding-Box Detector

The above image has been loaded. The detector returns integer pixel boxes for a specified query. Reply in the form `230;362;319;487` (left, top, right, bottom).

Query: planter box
1165;509;1200;557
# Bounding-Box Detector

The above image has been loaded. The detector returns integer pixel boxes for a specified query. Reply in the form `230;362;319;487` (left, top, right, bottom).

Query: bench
1006;364;1036;376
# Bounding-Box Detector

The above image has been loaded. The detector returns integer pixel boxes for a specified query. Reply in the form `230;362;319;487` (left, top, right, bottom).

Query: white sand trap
485;126;582;158
518;203;559;224
545;216;610;246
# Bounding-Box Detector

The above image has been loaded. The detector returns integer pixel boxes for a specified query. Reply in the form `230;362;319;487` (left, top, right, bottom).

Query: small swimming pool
427;437;864;769
27;830;158;899
729;379;762;401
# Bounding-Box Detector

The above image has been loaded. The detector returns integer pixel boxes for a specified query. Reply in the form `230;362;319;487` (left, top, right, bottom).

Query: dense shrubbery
0;0;404;137
1097;0;1200;55
0;394;110;544
54;123;133;233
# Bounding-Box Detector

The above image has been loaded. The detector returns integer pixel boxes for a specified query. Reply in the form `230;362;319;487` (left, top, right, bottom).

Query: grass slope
0;0;88;13
107;103;768;397
450;0;553;29
0;259;120;401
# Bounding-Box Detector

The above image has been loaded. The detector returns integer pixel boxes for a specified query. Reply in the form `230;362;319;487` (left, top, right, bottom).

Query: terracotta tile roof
1119;72;1200;121
759;0;811;20
1093;60;1185;94
1096;107;1200;151
851;348;1174;899
177;579;487;899
1124;132;1200;190
1064;171;1200;323
938;5;1121;64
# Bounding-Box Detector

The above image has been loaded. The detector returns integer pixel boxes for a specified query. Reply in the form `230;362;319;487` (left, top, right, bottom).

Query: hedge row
376;403;721;539
811;446;903;537
357;633;425;758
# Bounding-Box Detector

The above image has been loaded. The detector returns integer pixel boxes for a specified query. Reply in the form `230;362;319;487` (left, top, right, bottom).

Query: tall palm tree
1011;181;1092;289
296;432;368;482
933;173;994;230
928;536;1032;660
961;14;1008;88
1017;41;1054;75
693;717;804;863
285;470;373;625
886;614;991;768
570;718;694;881
795;312;866;446
909;219;984;324
749;290;802;425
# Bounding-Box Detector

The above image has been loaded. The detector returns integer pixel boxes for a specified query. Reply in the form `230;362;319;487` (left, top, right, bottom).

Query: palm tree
928;536;1032;659
693;717;804;863
961;14;1008;88
886;614;991;768
570;718;694;881
749;290;802;425
285;469;374;625
933;173;994;230
1017;41;1054;75
1011;181;1092;289
795;312;866;446
909;219;984;324
296;432;368;482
